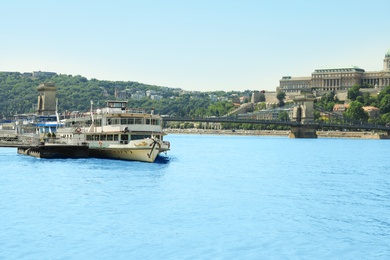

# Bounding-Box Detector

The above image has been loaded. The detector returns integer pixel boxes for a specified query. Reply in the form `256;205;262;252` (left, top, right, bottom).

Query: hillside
0;72;238;119
0;72;178;116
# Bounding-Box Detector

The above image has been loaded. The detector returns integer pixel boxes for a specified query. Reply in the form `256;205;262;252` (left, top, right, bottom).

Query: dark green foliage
377;85;390;103
344;101;368;122
347;85;361;101
0;72;237;118
379;94;390;114
276;91;286;107
259;93;265;102
0;72;163;117
278;111;290;121
380;112;390;125
316;92;338;112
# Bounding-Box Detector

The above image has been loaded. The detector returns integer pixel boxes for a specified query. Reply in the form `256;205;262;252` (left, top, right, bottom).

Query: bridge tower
37;82;57;115
292;94;316;123
289;94;317;138
383;49;390;71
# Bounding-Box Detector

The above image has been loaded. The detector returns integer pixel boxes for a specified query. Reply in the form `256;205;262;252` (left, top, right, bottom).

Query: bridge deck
163;116;390;132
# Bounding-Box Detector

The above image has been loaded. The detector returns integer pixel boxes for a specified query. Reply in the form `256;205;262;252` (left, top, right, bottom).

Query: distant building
278;50;390;97
150;94;163;101
333;104;349;114
116;90;127;100
279;76;311;94
230;94;240;103
115;87;127;99
239;96;247;103
333;104;380;119
363;106;380;119
32;71;57;78
239;107;293;121
209;94;218;102
179;90;191;96
251;91;260;103
218;97;229;102
146;90;156;97
131;91;146;100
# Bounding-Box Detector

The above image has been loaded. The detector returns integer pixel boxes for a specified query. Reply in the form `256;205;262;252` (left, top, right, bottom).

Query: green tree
276;91;286;107
259;93;265;102
278;111;290;121
378;85;390;103
322;92;336;103
325;101;335;112
380;112;390;125
379;94;390;114
347;85;361;101
344;101;368;122
255;102;266;111
361;92;376;106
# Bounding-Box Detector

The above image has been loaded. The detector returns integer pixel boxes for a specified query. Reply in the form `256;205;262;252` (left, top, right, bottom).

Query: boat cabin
57;100;166;144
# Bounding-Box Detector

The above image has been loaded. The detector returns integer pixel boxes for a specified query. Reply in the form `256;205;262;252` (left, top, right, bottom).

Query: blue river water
1;134;390;259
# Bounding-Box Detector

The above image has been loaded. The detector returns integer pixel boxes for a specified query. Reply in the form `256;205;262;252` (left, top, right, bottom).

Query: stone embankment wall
165;129;390;139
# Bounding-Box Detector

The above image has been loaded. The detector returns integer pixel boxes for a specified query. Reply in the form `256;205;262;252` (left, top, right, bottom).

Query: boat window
121;134;129;141
131;134;151;140
146;118;151;125
151;119;159;125
122;118;134;124
134;118;143;124
93;135;100;141
107;118;120;125
94;119;102;126
114;134;119;141
107;135;113;141
100;135;107;141
86;135;92;141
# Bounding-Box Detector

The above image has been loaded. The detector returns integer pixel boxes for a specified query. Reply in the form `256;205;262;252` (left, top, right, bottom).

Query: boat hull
89;147;160;163
85;137;168;163
17;145;89;159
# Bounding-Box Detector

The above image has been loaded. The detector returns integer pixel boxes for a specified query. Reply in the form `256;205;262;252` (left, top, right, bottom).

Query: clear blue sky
1;0;389;92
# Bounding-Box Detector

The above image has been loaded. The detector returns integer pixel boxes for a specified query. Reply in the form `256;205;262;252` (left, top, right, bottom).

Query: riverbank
164;128;390;139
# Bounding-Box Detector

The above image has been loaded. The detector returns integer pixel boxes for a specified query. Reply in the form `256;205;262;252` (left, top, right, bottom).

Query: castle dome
386;49;390;57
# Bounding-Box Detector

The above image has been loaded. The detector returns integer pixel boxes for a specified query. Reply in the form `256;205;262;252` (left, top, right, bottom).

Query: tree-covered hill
0;72;236;118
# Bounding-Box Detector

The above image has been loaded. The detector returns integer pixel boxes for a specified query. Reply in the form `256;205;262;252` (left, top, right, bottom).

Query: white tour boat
56;101;170;163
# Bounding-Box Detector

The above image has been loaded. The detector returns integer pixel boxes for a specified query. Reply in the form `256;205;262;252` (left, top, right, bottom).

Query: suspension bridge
163;95;390;138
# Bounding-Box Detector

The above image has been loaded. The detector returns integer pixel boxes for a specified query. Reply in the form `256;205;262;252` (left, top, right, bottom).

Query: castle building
279;50;390;96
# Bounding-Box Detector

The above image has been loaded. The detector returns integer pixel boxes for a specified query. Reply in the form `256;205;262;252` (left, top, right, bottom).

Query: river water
1;134;390;259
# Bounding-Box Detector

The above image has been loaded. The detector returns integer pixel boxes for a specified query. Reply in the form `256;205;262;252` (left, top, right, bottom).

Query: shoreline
1;129;389;148
164;129;390;139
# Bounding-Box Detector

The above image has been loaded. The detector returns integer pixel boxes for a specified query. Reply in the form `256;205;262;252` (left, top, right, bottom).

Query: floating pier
17;144;89;159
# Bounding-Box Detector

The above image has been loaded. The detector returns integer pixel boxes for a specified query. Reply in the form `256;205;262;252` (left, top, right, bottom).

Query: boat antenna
55;98;60;127
88;100;95;133
90;100;94;120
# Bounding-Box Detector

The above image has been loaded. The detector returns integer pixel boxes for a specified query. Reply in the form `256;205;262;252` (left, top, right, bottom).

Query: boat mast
55;98;61;133
88;100;95;133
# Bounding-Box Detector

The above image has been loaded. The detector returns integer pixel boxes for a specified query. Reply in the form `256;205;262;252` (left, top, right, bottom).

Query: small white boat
56;101;170;163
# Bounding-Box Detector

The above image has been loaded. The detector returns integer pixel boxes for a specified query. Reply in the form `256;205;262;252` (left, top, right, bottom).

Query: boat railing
100;107;147;114
126;108;147;114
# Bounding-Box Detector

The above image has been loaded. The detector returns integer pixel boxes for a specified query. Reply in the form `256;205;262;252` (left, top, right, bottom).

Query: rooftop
313;67;365;73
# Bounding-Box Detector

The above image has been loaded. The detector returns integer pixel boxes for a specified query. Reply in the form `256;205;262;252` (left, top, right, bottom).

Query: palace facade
278;50;390;97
